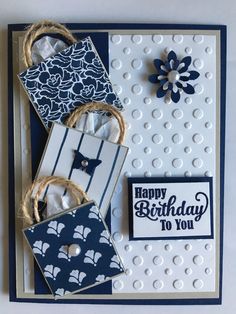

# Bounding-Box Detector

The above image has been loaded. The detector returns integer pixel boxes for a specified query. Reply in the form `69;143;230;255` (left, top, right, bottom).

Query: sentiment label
128;177;213;240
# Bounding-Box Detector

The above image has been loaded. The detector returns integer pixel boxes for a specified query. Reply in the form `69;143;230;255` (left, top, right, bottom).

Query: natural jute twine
65;102;126;145
23;20;77;68
21;176;89;225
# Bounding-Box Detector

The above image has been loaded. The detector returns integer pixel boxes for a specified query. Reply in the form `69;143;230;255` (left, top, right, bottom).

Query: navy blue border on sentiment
8;23;226;305
128;177;214;241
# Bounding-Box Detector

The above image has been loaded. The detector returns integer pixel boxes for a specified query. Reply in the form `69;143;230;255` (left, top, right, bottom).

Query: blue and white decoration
24;201;124;298
128;177;213;240
149;50;200;103
19;37;123;129
35;123;128;218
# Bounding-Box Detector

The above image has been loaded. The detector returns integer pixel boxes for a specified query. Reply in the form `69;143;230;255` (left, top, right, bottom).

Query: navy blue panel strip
85;140;104;193
99;146;121;208
62;132;85;196
42;127;69;199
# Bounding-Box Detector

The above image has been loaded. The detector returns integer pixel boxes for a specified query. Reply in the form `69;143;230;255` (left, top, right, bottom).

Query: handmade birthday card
8;22;226;305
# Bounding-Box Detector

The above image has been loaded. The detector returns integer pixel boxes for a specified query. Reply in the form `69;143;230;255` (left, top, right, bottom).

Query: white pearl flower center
167;70;180;84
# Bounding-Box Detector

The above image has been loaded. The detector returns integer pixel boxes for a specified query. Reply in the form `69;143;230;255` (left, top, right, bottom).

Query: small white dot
153;255;164;266
132;158;143;169
194;84;204;95
164;171;172;177
111;59;122;70
173;255;184;266
124;244;132;252
193;279;204;289
123;47;131;55
131;35;142;44
164;146;172;154
205;72;213;79
144;147;152;154
131;58;142;69
193;35;204;44
113;84;122;95
172;158;183;168
205;243;212;251
164;121;172;129
133;256;144;266
205;46;213;54
112;207;122;218
133;280;144;290
205;267;212;275
184;146;192;154
152;34;163;44
152;109;163;119
113;280;124;290
193;255;204;265
205;97;213;104
173;34;183;44
193;133;204;144
185;47;192;54
152;158;163;168
144;244;152;252
153;280;164;290
123;72;131;80
144;171;152;177
113;232;123;242
192;158;203;168
205;121;213;129
185;171;192;177
185;268;192;275
173;279;184;290
144;97;152;105
125;268;132;276
165;268;173;275
193;58;204;70
164;244;172;251
111;35;122;44
172;133;183;144
152;134;163;144
184;122;192;129
205;171;212;177
172;109;184;119
143;47;152;54
185;97;192;105
164;47;172;54
132;84;143;95
193;108;204;119
123;97;131;105
204;146;212;153
145;268;152;276
144;122;151;129
185;244;192;251
132;109;143;120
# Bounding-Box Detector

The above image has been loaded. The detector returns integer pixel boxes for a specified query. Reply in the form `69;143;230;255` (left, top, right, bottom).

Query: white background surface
0;0;235;313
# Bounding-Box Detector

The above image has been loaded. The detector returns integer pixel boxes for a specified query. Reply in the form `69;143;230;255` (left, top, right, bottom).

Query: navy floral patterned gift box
18;37;123;130
23;201;124;299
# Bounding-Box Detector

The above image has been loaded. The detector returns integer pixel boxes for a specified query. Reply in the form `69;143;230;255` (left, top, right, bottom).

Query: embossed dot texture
109;33;217;294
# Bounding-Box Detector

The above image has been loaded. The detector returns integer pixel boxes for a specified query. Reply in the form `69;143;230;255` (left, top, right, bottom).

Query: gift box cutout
18;37;123;130
23;201;124;298
35;123;128;218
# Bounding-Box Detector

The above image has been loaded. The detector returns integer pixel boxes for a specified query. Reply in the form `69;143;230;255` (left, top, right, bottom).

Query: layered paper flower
149;50;200;103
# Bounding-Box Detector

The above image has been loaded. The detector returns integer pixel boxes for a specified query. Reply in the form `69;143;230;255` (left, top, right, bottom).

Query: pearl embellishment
68;244;81;257
168;70;180;84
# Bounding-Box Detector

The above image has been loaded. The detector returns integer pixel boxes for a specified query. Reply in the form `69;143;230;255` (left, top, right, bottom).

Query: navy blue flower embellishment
72;151;102;176
149;50;200;103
